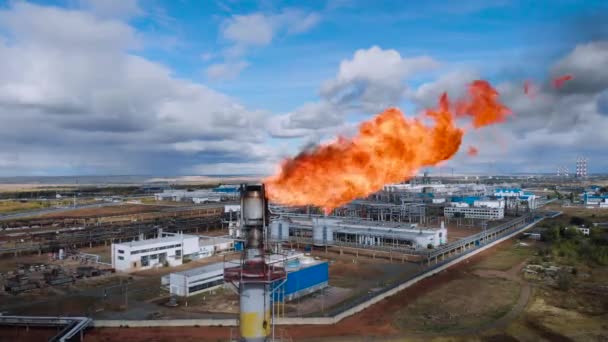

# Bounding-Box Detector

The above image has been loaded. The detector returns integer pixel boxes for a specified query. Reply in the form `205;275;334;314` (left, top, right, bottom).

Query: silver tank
270;219;289;241
312;218;334;246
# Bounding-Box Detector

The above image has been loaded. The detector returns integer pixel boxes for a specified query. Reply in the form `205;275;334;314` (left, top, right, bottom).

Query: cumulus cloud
406;69;480;108
267;102;347;138
551;41;608;94
211;7;321;80
206;61;250;81
222;13;275;47
0;2;270;176
77;0;142;19
270;46;439;139
321;46;438;112
415;41;608;173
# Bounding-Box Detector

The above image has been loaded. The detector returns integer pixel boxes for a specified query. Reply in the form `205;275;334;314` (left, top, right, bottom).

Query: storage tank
269;220;289;241
312;218;334;246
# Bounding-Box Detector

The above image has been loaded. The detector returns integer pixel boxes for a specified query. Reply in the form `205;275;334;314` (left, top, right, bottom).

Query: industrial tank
312;218;335;246
269;220;289;241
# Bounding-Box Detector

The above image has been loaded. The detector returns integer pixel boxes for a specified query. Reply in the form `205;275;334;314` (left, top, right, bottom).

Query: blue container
286;258;300;269
272;261;328;302
234;241;244;251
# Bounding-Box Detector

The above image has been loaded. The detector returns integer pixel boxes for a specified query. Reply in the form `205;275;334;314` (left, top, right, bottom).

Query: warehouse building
273;215;447;250
111;233;200;272
168;262;225;297
112;233;235;272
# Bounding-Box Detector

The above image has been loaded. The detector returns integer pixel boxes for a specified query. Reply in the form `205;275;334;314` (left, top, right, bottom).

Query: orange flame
264;80;510;213
467;146;479;156
553;74;573;89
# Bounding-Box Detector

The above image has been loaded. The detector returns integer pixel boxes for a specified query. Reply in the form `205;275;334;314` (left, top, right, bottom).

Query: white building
111;233;200;272
169;262;225;297
154;190;222;203
197;236;235;259
494;188;539;209
444;204;504;220
473;199;505;209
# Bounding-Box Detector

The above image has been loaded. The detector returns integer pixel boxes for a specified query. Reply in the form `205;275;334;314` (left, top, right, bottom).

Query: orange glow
553;74;573;89
467;146;479;156
265;80;510;213
455;80;511;128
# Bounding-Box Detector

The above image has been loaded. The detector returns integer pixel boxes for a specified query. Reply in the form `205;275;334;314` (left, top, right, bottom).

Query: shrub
557;270;574;291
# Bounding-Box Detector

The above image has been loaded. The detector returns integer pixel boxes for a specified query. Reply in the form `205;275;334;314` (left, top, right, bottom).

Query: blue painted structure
212;185;240;193
450;196;480;205
272;261;329;302
495;188;522;194
234;241;244;251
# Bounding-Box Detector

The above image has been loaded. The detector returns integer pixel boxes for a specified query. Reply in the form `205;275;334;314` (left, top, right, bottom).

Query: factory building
583;193;608;207
493;188;539;209
274;215;447;249
383;183;488;197
168;262;225;297
444;204;504;220
112;233;235;272
154;185;238;203
111;233;200;272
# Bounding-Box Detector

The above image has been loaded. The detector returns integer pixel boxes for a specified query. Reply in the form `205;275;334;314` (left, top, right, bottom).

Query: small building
494;188;539;209
111;233;200;272
473;199;505;208
196;236;235;259
169;263;225;297
584;193;608;207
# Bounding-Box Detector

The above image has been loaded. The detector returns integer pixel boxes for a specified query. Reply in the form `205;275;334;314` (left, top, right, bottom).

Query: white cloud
78;0;142;19
551;41;608;94
271;46;439;139
206;61;250;80
188;162;274;176
321;46;439;112
406;69;480;108
416;41;608;173
223;13;274;47
276;9;321;34
0;2;272;175
214;7;321;79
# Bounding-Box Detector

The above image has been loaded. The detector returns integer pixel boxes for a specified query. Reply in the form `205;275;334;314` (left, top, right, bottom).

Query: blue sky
0;0;606;176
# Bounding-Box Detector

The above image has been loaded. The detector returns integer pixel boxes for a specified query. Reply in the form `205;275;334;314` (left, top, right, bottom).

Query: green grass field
472;241;537;271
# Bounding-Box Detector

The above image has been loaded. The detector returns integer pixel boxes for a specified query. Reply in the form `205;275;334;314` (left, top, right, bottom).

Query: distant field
40;204;168;218
544;203;608;222
0;199;75;214
0;184;76;193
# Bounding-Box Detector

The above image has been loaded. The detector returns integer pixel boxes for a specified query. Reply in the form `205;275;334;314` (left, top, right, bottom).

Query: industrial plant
0;172;606;341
